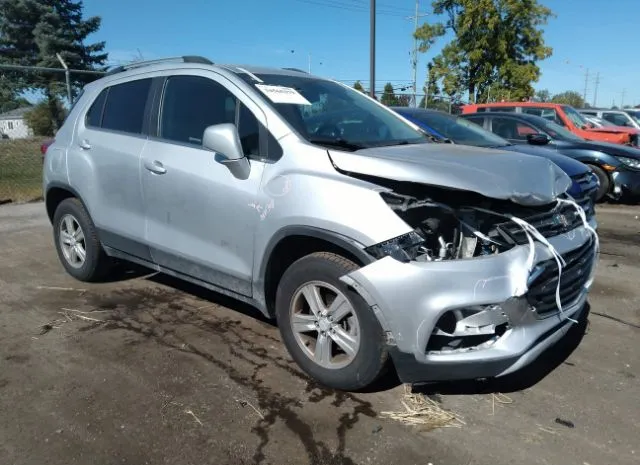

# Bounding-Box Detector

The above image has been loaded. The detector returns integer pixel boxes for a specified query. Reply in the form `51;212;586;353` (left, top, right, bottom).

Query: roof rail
282;67;308;74
105;55;213;76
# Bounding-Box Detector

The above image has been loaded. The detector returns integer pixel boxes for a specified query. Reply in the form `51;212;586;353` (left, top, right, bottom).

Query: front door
140;73;267;296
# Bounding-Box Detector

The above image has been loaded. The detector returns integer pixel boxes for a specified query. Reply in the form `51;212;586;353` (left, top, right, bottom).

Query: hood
328;143;571;206
498;144;589;177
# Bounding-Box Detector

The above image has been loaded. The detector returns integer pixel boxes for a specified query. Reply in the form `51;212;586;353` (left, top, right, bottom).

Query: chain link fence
0;137;47;204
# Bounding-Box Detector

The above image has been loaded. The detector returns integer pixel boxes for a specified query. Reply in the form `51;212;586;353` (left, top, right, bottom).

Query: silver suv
43;56;599;391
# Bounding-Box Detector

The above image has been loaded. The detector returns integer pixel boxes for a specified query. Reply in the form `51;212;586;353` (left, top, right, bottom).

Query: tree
551;90;584;108
380;82;398;106
0;0;107;130
353;81;366;93
24;98;66;136
0;77;32;112
415;0;553;103
535;89;551;102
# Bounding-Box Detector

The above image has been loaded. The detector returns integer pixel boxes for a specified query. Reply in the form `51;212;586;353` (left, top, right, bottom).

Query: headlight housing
365;231;425;262
617;156;640;169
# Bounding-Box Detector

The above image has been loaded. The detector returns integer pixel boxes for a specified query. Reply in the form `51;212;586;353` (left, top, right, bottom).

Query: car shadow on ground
111;263;589;396
413;303;591;396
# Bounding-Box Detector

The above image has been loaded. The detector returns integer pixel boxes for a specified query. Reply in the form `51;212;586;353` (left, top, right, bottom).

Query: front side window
159;75;263;157
236;73;428;151
491;117;536;141
101;78;152;134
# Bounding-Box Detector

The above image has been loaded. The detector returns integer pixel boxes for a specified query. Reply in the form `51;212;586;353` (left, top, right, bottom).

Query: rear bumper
341;224;598;384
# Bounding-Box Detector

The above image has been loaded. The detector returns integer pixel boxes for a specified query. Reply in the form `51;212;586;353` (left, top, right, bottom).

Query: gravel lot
0;202;638;465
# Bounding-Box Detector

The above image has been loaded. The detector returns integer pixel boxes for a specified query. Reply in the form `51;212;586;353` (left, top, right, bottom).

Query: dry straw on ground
380;384;466;431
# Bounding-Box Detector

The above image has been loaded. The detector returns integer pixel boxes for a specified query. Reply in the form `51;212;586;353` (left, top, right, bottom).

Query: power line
292;0;410;17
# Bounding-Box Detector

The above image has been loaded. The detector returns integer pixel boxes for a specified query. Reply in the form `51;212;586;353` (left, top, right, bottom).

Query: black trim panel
97;228;153;262
258;225;374;285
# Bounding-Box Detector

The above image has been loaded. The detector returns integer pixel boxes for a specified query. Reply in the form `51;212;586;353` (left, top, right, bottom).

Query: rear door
68;77;153;260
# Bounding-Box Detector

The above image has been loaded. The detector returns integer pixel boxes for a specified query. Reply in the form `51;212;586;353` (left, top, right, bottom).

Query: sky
81;0;639;107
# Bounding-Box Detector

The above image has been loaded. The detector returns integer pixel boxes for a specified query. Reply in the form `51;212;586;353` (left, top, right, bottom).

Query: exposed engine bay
363;178;588;263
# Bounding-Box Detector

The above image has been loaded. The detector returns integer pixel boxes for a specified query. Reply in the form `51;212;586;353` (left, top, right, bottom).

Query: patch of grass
0;138;47;203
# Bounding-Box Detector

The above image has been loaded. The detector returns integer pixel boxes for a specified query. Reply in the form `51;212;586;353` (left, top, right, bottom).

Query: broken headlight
365;230;425;263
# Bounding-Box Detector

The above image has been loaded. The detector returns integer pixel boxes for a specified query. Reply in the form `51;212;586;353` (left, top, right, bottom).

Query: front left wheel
52;198;113;282
275;252;389;391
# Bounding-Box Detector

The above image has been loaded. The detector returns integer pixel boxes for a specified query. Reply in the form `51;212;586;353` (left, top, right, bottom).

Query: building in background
0;107;34;139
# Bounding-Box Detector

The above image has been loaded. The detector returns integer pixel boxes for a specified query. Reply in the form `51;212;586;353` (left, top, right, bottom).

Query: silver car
43;56;599;391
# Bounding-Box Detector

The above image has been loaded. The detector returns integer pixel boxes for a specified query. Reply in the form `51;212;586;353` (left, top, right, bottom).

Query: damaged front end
340;179;599;383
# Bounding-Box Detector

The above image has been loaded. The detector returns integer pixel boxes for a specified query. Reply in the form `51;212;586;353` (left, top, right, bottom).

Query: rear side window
100;78;152;134
85;89;107;127
465;115;485;126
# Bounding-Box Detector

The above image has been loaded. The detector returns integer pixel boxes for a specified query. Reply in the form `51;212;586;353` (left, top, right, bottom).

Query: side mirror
202;123;251;179
526;133;551;145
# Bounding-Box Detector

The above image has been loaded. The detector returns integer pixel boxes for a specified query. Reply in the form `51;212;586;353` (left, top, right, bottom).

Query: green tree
0;77;32;112
535;89;551;102
415;0;553;103
353;81;366;93
380;82;398;106
0;0;107;130
551;90;584;108
24;98;67;136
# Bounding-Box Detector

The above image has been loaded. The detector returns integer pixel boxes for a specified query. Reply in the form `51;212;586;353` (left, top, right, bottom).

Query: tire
52;198;113;282
587;164;610;203
275;252;389;391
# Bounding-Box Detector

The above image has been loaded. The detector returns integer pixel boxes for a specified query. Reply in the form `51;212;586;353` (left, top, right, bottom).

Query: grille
526;237;596;317
571;172;597;218
495;202;585;245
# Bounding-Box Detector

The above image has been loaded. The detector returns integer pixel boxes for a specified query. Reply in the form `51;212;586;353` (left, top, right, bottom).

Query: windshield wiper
307;137;366;151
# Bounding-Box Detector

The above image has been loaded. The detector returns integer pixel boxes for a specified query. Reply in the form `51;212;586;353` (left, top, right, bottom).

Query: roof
465;102;568;108
0;106;32;121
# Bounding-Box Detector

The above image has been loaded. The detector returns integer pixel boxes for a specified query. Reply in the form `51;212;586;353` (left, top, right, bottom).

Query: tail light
41;139;54;162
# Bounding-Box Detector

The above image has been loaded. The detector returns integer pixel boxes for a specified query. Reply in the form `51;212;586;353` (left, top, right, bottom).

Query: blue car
391;107;599;218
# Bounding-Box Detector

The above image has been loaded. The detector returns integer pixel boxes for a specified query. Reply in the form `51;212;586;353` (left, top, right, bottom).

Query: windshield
407;110;509;148
538;118;585;141
237;73;428;150
562;105;589;128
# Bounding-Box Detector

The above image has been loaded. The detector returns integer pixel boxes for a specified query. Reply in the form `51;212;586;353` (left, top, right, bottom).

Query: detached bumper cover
341;223;598;383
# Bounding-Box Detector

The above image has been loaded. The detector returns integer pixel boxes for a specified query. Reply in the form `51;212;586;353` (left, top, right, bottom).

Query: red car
461;102;640;147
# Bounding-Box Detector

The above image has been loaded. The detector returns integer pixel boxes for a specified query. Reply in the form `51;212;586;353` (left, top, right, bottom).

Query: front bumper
341;222;598;384
611;168;640;198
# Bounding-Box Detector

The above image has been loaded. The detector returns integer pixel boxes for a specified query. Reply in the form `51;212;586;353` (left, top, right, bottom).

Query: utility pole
582;68;589;107
593;72;600;107
370;0;376;98
406;1;428;107
621;88;626;109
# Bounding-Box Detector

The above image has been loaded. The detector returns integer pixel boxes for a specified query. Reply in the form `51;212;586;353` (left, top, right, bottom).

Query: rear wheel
587;164;610;202
53;198;113;282
275;252;389;391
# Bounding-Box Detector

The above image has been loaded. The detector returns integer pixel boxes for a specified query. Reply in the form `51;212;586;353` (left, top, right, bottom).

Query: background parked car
461;111;640;202
391;107;599;216
579;108;640;129
461;102;640;148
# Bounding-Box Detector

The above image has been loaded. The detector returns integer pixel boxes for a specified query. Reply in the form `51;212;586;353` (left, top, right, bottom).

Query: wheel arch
45;182;89;224
256;226;375;317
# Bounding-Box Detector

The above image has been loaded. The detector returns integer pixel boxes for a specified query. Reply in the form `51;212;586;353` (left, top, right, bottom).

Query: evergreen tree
0;0;107;128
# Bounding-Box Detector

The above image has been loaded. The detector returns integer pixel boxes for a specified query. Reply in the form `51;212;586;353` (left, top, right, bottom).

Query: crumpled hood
328;143;571;206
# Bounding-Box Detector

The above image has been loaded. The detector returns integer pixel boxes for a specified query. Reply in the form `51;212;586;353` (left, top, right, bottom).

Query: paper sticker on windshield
256;84;311;105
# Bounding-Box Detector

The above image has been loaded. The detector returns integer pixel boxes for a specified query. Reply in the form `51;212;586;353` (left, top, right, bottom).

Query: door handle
79;139;91;150
143;159;167;175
